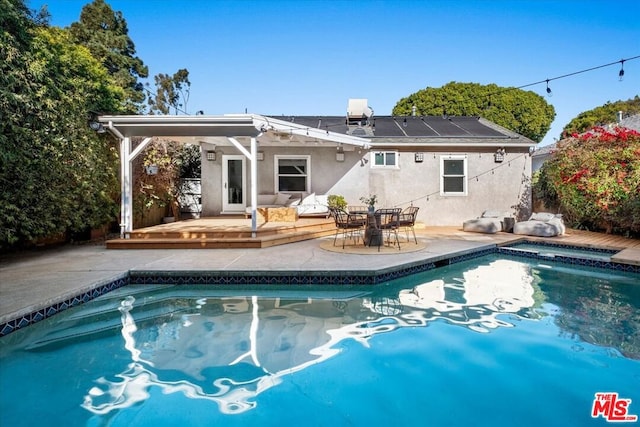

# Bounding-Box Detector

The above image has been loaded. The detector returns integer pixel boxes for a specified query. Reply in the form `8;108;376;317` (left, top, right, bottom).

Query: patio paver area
1;227;638;329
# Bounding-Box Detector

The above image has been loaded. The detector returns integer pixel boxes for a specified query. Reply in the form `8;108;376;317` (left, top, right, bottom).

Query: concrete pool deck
1;227;639;331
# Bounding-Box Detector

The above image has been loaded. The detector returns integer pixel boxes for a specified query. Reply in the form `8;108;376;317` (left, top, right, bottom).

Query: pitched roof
266;115;535;148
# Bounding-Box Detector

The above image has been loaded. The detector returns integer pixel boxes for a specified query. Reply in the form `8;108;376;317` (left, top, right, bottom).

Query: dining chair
333;209;366;248
399;206;419;243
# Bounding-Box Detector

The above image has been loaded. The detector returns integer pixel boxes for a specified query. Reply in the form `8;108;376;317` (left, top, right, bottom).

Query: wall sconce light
360;157;369;167
206;150;216;161
494;148;506;163
145;164;158;175
257;151;264;161
336;147;345;162
414;152;424;163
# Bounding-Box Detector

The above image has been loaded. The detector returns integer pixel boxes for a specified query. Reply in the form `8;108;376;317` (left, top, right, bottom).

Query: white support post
118;137;153;239
120;137;132;238
250;137;258;237
229;137;259;238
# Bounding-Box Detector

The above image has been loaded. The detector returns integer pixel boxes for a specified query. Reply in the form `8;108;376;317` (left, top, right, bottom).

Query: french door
222;155;246;213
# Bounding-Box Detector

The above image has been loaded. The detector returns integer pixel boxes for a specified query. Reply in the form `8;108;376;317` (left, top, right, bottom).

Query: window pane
443;176;464;193
443;159;464;175
278;159;306;175
385;152;396;166
279;176;306;191
374;152;385;165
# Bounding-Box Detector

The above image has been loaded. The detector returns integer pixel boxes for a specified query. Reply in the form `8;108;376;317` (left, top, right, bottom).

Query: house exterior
532;143;556;172
99;99;537;235
198;99;537;226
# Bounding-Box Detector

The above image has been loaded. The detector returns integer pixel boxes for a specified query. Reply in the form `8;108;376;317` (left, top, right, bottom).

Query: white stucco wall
330;149;532;225
199;143;532;226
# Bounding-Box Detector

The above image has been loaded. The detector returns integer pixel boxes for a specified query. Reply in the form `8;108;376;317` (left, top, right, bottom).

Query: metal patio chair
399;206;419;243
333;209;366;248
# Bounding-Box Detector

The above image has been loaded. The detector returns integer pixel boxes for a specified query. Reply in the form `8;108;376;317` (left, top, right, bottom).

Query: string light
513;55;639;98
546;79;552;97
395;152;528;208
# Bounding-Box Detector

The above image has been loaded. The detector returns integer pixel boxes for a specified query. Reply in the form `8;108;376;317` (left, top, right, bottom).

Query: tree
1;0;124;248
533;127;640;235
561;96;640;137
147;68;191;115
392;82;555;143
69;0;148;113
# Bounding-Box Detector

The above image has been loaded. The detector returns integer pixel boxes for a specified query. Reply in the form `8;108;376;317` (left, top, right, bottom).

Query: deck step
107;227;336;249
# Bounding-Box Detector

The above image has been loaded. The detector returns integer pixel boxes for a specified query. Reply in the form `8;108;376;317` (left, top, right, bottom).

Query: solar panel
275;115;509;138
400;117;440;136
450;117;506;137
271;116;348;134
370;118;406;136
422;117;468;136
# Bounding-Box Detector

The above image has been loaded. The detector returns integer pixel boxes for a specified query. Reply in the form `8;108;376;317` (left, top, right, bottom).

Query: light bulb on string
546;79;552;97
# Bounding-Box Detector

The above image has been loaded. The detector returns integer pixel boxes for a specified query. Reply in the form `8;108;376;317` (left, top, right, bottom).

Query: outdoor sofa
245;193;330;218
462;210;514;234
513;212;566;237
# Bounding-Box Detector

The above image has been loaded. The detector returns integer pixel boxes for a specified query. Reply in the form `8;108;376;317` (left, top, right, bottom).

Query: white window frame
370;151;399;169
440;155;467;196
274;155;311;193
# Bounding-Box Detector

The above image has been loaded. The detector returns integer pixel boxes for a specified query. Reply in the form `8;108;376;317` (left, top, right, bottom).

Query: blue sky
30;0;639;146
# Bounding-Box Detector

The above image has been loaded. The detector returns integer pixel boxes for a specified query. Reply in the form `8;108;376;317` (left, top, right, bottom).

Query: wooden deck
106;216;337;249
107;218;640;265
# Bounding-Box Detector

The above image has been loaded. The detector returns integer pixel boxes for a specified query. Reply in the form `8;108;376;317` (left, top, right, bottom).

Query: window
371;151;398;168
440;155;467;196
275;156;310;192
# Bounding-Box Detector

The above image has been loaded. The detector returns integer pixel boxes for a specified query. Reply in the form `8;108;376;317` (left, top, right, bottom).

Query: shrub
327;195;347;210
534;126;640;235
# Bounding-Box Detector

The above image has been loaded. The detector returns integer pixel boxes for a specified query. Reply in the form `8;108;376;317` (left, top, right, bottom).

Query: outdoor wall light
414;153;424;163
494;148;506;163
206;150;216;161
257;151;264;161
336;146;345;162
89;121;105;133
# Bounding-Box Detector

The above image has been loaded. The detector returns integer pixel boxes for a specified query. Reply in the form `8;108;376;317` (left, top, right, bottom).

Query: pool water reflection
1;254;639;426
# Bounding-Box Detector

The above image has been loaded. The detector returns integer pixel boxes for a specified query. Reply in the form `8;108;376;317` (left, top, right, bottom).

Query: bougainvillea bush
534;126;640;235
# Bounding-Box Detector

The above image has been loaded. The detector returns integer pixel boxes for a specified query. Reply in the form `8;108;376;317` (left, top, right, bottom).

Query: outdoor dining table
364;212;384;247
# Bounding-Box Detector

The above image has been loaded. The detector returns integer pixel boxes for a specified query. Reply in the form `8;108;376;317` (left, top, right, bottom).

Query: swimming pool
1;253;639;426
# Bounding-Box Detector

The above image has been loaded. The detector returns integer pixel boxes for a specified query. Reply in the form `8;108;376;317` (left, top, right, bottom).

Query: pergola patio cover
98;114;370;238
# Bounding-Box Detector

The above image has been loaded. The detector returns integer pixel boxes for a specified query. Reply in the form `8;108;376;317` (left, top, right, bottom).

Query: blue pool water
1;254;639;426
504;241;619;262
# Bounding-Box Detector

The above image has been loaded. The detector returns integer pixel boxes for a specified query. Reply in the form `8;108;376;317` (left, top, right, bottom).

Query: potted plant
360;194;378;213
327;194;348;212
